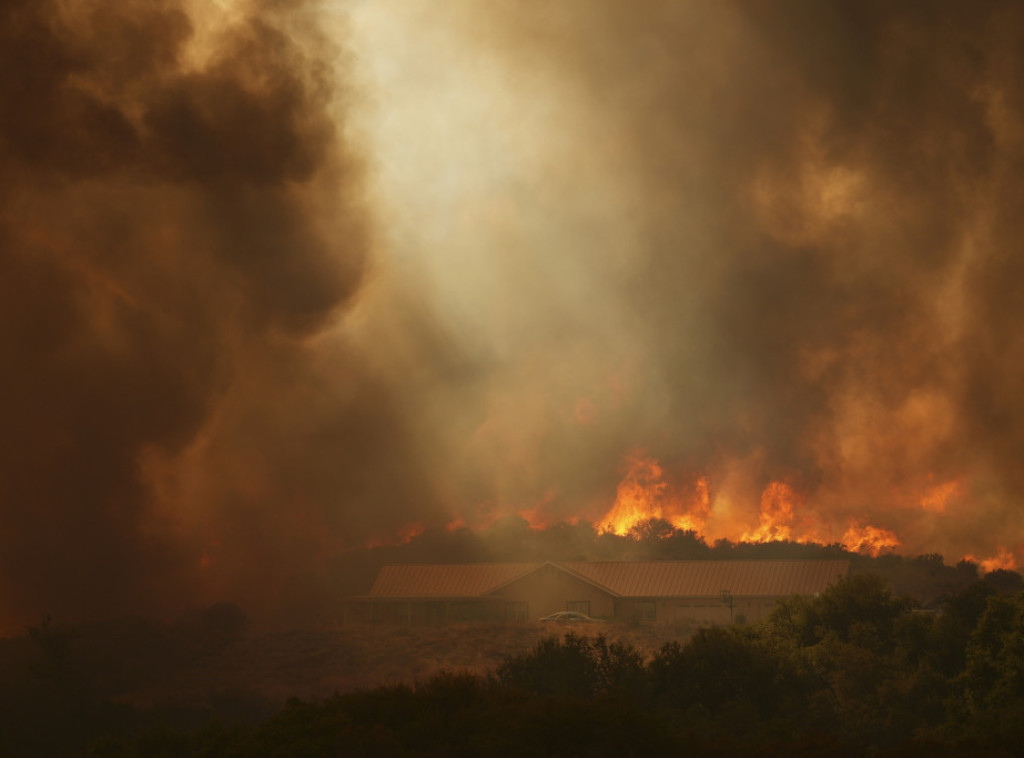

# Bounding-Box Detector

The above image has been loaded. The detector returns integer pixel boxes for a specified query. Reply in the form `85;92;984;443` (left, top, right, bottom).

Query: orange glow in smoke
198;537;220;570
443;510;506;535
919;478;965;512
365;521;426;549
841;524;901;556
516;506;576;530
513;488;563;530
599;451;709;536
517;507;544;530
574;398;596;425
964;549;1017;573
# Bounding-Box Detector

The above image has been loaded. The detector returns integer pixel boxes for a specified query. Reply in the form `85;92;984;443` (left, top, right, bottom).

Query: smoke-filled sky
3;0;1024;626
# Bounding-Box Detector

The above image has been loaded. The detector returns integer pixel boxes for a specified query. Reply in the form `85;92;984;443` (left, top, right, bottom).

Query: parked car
539;611;595;623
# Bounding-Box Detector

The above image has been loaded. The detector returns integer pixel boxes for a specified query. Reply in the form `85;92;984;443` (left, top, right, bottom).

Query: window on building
372;602;412;624
506;601;529;621
636;601;656;620
566;600;591;616
451;602;486;621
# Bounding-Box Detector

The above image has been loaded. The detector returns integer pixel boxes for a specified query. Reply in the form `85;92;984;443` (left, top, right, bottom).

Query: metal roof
367;560;849;599
369;563;539;598
562;560;850;598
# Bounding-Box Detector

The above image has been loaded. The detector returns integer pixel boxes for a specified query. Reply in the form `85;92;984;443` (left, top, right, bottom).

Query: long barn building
347;559;850;625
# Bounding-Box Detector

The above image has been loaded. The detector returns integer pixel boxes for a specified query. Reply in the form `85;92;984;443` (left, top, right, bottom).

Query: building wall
346;592;791;625
493;564;616;620
351;594;787;625
352;598;509;625
729;597;780;623
616;596;785;625
344;600;373;624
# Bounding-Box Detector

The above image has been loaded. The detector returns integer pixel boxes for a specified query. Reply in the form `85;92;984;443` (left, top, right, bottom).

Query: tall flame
741;481;798;542
599;450;709;536
841;524;900;556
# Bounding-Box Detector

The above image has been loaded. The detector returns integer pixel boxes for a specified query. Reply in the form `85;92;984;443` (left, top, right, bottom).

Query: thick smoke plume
0;0;439;626
4;0;1024;627
350;0;1024;566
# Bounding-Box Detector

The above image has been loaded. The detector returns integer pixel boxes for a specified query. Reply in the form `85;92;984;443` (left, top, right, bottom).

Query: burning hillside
367;447;1001;566
1;0;1024;627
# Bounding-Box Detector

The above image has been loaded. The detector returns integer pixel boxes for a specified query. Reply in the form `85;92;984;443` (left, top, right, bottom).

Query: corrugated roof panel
369;563;540;598
562;560;849;597
367;560;850;599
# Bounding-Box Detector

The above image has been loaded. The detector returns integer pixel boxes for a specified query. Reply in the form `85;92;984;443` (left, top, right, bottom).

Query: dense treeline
87;574;1024;757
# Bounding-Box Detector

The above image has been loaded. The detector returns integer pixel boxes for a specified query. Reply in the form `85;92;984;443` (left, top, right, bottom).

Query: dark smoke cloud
0;0;445;626
5;0;1024;627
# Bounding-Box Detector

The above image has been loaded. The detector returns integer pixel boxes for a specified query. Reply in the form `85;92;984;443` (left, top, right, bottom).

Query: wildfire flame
361;453;978;564
964;549;1017;573
841;524;901;556
444;517;468;532
516;506;578;530
598;451;709;536
365;521;425;549
741;481;798;542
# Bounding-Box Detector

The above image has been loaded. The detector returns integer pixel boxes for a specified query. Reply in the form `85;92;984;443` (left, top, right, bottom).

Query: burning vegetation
365;448;997;568
598;451;710;537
